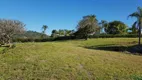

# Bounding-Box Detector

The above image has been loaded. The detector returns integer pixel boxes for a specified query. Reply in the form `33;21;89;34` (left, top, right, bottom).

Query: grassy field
0;47;6;53
0;38;142;80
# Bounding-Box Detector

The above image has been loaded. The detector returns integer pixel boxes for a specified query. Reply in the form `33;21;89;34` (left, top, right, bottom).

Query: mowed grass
0;47;6;53
0;47;5;51
0;38;142;80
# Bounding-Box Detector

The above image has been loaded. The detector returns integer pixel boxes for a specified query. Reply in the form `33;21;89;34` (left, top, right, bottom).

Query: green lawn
0;38;142;80
0;47;5;53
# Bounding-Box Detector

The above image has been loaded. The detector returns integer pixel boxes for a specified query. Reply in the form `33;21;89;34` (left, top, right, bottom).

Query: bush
88;34;141;38
12;34;141;42
53;36;76;41
13;37;54;42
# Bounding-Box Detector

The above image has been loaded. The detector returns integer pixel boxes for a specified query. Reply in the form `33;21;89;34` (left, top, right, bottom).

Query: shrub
53;36;76;41
13;37;54;42
12;34;142;42
88;34;141;38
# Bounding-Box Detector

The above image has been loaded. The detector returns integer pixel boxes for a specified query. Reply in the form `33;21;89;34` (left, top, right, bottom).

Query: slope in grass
0;38;142;80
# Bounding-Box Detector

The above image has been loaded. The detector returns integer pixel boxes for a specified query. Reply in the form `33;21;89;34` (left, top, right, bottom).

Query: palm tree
42;25;48;34
99;20;108;33
128;7;142;46
131;21;138;34
41;25;48;38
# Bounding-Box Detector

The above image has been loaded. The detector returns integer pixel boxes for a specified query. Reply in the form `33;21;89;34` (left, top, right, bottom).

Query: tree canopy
104;21;128;34
51;29;74;37
75;15;99;40
0;19;25;45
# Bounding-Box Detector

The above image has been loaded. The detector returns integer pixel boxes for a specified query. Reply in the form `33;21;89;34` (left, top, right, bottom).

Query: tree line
0;7;142;46
51;29;74;37
74;7;142;45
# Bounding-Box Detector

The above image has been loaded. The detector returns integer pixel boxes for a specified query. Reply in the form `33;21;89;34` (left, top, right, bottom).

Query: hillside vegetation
0;38;142;80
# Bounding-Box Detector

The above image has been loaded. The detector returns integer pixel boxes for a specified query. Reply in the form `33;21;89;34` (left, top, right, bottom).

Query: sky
0;0;142;35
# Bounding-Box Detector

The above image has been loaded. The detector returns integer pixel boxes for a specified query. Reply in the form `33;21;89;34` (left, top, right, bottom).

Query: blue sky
0;0;142;35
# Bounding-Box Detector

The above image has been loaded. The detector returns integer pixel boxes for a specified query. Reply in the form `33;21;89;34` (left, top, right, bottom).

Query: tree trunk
138;25;141;46
85;35;88;40
85;37;88;40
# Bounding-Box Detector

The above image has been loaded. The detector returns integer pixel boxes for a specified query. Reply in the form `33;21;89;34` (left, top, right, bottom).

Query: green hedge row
13;38;54;42
88;34;141;38
12;34;141;42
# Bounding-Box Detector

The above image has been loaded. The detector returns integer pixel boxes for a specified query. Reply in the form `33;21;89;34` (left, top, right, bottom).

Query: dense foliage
11;34;142;42
75;15;99;40
104;21;128;34
51;29;74;37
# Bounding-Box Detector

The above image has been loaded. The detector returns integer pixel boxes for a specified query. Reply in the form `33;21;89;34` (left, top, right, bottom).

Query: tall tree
128;7;142;45
51;30;58;37
75;15;99;40
42;25;48;34
41;25;48;38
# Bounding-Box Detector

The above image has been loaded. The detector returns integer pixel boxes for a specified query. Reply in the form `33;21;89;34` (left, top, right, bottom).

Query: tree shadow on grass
84;44;142;55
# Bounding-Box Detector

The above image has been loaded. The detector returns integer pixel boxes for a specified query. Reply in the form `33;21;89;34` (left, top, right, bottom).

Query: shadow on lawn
84;44;142;55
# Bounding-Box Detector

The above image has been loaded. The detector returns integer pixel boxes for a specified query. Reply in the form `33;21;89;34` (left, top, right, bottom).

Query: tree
41;25;48;38
42;25;48;34
99;20;108;33
51;29;74;37
128;7;142;46
0;19;25;45
104;21;128;34
64;29;73;36
58;29;65;36
51;30;58;37
75;15;99;40
129;22;138;34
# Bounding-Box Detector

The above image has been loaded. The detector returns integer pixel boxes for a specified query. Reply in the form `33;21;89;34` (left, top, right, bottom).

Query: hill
13;31;48;39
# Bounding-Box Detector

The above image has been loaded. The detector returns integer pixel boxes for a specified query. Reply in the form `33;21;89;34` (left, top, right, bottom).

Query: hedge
88;34;141;38
12;34;142;42
13;38;54;42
